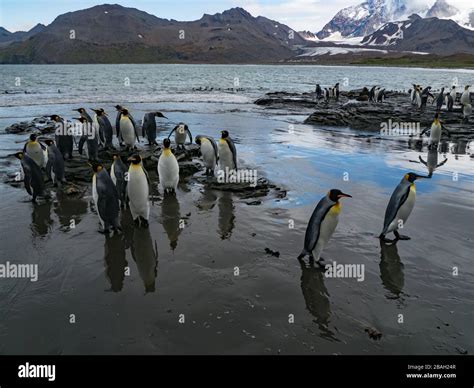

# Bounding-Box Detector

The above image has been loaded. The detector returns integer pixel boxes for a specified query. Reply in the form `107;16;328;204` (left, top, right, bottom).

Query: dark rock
365;327;382;340
264;248;280;257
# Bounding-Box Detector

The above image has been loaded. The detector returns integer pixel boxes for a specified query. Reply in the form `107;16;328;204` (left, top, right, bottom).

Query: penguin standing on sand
158;138;179;194
415;86;422;109
460;85;471;105
218;130;237;171
323;88;330;102
114;105;124;146
297;189;352;266
90;162;121;234
44;139;66;187
420;112;451;148
76;117;99;161
168;123;192;150
142;111;168;146
50;115;73;160
120;108;140;150
13;151;45;202
195;135;218;176
92;108;114;149
23;134;46;168
434;87;445;111
111;153;128;208
379;173;427;243
127;154;150;227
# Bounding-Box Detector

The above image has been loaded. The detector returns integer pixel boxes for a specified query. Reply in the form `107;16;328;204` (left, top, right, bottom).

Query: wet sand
0;102;473;355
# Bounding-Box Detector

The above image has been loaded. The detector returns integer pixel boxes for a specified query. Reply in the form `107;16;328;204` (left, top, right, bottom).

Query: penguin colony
11;83;472;263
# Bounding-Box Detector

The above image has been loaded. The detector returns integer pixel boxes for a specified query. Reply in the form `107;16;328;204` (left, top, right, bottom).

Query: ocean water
0;64;473;355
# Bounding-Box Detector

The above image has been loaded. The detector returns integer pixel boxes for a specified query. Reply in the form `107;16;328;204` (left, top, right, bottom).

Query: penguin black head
328;189;352;202
50;115;62;122
154;111;168;119
29;134;37;141
73;108;85;113
44;139;54;146
195;136;202;145
404;172;426;183
112;153;121;161
465;85;471;90
92;108;106;116
163;138;171;149
127;154;142;164
13;151;24;160
434;112;440;121
88;161;103;173
115;105;122;111
221;130;229;139
121;108;129;116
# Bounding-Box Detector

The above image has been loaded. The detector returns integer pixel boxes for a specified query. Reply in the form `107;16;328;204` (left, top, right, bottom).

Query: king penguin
168;123;192;150
461;85;472;123
13;151;45;202
76;116;99;161
73;108;92;123
218;130;237;171
460;85;471;106
111;153;128;208
420;112;450;148
23;133;46;168
297;189;352;266
379;172;427;243
158;138;179;194
434;87;445;111
92;108;114;149
127;154;150;227
142;111;167;146
50;115;73;160
90;162;121;234
119;108;140;150
195;135;218;176
44;139;66;187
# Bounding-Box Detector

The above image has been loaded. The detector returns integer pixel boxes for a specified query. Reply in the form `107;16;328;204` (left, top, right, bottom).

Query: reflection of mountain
31;201;53;237
161;195;181;250
53;193;88;229
131;227;158;293
299;261;336;340
379;240;404;297
104;233;128;292
218;192;235;240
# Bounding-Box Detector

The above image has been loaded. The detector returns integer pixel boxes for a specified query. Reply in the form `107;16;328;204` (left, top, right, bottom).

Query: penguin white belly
430;123;441;143
120;118;136;147
387;187;416;233
26;143;44;167
218;141;234;170
111;163;117;186
127;167;149;220
200;141;216;169
464;104;472;117
175;130;186;145
158;153;179;190
461;92;469;105
312;210;339;260
416;93;421;108
92;174;104;228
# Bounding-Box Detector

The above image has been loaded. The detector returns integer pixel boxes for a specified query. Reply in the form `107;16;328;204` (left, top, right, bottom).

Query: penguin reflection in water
379;173;427;243
379;239;405;298
298;189;352;267
90;162;121;234
13;151;45;203
131;224;158;293
127;154;150;227
419;147;448;178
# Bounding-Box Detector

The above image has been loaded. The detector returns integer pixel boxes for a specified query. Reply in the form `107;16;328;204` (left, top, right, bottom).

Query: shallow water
0;64;473;355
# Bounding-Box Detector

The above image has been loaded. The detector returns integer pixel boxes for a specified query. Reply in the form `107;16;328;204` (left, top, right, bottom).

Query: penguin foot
140;217;149;228
133;218;140;227
395;233;411;241
379;234;396;243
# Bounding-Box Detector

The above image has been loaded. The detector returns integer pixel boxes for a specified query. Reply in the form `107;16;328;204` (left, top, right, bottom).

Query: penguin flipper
303;197;333;254
209;137;219;162
78;135;87;155
168;126;177;139
225;137;238;170
418;156;427;166
186;126;193;144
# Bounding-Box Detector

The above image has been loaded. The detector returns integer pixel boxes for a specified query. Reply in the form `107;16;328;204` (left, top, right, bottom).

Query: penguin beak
414;174;428;180
338;193;352;198
127;157;134;162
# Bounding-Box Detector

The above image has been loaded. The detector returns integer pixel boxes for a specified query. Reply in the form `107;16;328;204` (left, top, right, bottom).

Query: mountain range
0;2;473;65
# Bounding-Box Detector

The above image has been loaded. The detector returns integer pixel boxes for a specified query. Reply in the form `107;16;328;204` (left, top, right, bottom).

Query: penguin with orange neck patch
420;112;450;149
298;189;352;266
158;138;179;195
127;154;150;227
379;172;427;243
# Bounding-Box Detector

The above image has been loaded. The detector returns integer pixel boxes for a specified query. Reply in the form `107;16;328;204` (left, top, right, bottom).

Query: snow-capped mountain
361;13;474;54
316;0;428;39
426;0;458;18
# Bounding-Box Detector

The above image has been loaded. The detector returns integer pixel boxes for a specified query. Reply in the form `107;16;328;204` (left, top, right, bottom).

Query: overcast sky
0;0;472;32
